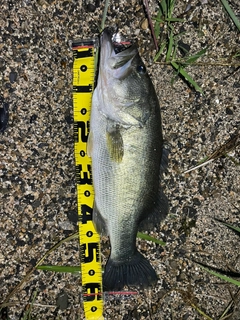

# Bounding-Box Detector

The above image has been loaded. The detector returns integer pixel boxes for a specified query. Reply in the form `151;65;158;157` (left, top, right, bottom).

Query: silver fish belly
88;28;168;291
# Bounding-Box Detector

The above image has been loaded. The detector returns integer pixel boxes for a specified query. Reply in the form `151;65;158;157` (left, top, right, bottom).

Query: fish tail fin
103;251;158;291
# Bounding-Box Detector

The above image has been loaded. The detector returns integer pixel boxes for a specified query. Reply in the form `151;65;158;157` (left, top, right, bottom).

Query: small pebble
140;18;148;30
9;71;17;83
86;3;96;12
30;114;38;123
0;102;9;133
226;107;233;115
0;58;6;71
56;290;68;310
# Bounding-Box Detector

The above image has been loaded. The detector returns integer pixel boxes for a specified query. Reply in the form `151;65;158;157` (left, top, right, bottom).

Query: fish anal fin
160;144;170;174
138;190;168;231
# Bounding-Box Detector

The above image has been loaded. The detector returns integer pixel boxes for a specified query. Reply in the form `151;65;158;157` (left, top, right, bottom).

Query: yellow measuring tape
72;39;104;320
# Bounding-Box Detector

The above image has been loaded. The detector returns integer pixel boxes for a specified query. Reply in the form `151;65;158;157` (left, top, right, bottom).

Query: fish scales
88;28;168;291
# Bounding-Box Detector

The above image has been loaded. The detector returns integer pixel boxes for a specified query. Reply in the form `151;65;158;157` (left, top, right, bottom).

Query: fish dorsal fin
106;123;124;163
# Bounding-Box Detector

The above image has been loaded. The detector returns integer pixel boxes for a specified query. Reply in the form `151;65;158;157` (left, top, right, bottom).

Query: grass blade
198;265;240;287
0;232;79;307
183;128;239;173
159;0;167;17
171;61;203;93
137;232;166;246
215;218;240;234
165;18;184;22
22;290;38;320
166;29;174;62
223;223;240;233
220;0;240;31
37;265;81;273
154;11;162;39
184;48;207;65
100;0;110;31
154;41;167;62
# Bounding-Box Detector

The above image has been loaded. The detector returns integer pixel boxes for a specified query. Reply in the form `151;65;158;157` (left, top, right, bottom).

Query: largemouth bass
88;28;168;291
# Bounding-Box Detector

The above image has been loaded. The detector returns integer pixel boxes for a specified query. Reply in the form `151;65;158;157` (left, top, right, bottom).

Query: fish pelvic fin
103;251;158;291
93;201;108;236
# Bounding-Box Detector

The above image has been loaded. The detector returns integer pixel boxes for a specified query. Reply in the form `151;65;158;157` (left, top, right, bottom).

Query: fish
87;27;168;291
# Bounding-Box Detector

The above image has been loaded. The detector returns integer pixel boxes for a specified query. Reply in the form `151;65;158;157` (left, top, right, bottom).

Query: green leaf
166;29;174;62
184;48;207;65
171;61;204;93
22;290;38;320
154;11;163;39
154;41;167;62
199;265;240;287
159;0;167;17
171;43;178;61
37;265;81;273
165;18;184;22
233;50;240;58
215;219;240;234
225;223;240;233
137;232;166;246
224;222;240;234
220;0;240;31
153;17;166;23
100;0;110;31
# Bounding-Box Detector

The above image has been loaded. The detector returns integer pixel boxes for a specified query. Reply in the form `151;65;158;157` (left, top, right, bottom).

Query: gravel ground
0;0;239;319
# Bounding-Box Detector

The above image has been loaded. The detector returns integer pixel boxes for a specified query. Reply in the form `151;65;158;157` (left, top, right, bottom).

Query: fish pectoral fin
106;127;124;163
87;131;93;157
138;189;168;231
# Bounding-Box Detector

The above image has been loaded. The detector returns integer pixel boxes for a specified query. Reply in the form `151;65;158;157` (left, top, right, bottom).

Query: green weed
197;219;240;288
151;0;240;93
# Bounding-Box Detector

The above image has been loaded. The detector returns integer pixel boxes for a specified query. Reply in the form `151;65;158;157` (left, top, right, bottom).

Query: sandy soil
0;0;239;319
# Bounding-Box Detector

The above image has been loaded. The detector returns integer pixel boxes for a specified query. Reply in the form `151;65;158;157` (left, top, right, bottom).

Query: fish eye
136;65;146;74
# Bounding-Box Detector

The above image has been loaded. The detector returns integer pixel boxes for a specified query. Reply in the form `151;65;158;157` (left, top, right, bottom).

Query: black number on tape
81;243;100;263
73;85;93;92
80;204;93;223
74;121;89;143
73;48;93;59
83;283;102;302
76;164;92;185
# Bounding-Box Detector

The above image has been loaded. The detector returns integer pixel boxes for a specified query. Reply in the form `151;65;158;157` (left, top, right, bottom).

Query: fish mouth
100;27;138;70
